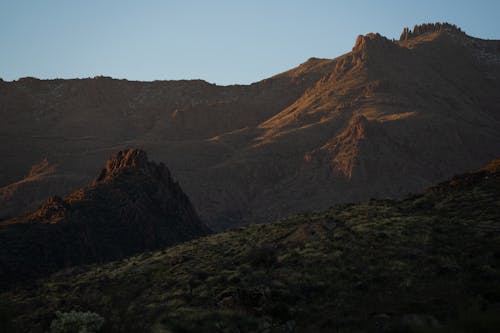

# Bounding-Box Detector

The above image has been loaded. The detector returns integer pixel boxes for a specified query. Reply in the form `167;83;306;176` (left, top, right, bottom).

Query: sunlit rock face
1;23;500;230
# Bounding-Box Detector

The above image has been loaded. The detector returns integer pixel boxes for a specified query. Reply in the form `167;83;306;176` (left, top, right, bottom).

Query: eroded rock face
399;22;464;40
1;23;500;230
352;33;395;53
94;149;150;182
0;149;209;289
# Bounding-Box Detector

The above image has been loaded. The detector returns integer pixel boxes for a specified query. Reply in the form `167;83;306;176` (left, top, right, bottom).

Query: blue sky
1;0;499;85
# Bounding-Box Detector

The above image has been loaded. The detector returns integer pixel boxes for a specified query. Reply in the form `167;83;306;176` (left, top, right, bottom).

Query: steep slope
0;66;327;223
253;25;500;190
2;158;499;332
199;23;500;228
0;149;209;289
1;23;500;230
0;159;85;220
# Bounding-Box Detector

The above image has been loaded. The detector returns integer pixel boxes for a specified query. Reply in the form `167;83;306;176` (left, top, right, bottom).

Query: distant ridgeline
400;22;464;41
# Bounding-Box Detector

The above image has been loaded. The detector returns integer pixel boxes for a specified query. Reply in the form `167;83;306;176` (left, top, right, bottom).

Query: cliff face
1;23;500;230
0;149;209;289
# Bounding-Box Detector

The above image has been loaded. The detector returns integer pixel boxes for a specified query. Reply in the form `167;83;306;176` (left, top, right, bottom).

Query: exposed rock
399;22;465;40
0;149;209;289
94;149;159;183
352;33;395;53
0;23;500;230
0;160;83;221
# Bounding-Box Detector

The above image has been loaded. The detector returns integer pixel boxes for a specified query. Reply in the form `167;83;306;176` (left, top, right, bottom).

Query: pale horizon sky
1;0;500;85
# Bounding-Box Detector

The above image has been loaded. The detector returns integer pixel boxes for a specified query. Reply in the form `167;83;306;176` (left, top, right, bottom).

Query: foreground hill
0;149;209;289
1;23;500;229
2;158;499;332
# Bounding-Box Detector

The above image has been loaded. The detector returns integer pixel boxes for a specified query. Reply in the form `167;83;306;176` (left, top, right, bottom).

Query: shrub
246;245;277;270
50;311;104;333
0;300;14;333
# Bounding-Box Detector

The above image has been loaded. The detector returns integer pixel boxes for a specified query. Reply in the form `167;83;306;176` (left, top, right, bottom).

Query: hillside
1;23;500;229
0;149;209;289
2;158;499;332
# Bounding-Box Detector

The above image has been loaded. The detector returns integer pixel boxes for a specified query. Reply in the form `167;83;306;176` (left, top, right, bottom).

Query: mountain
1;23;500;230
2;158;499;332
0;159;86;220
0;149;209;289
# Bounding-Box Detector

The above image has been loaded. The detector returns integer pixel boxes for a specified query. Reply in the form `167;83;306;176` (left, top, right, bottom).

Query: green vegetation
2;162;500;332
49;311;104;333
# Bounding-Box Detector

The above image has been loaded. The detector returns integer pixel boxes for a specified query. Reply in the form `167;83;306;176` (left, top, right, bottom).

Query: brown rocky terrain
1;23;499;229
0;149;209;289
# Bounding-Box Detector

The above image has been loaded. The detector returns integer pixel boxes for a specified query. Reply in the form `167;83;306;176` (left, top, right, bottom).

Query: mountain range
2;23;499;230
1;21;500;333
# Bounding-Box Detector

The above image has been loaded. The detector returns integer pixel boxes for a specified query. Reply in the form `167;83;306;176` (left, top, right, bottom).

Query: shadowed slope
2;158;499;332
0;149;209;289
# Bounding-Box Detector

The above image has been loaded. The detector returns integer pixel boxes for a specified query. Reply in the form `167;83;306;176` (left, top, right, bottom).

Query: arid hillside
0;149;209;289
1;23;499;229
2;157;499;333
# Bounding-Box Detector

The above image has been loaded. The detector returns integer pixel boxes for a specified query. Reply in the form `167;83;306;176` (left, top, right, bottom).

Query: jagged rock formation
0;149;209;289
1;23;500;230
400;22;464;40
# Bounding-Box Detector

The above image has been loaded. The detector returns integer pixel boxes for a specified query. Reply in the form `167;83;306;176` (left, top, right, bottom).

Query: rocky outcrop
352;33;395;53
0;149;209;289
399;22;465;40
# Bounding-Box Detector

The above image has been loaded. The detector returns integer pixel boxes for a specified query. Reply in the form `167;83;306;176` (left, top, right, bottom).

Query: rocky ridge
0;149;209;289
1;23;499;229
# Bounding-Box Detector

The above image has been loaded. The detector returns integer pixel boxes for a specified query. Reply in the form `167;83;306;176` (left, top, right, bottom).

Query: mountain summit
400;22;465;40
0;23;499;229
0;149;209;288
94;149;154;183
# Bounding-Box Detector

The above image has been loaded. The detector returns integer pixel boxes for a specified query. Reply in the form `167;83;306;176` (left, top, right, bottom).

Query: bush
0;300;15;333
246;245;277;270
50;311;104;333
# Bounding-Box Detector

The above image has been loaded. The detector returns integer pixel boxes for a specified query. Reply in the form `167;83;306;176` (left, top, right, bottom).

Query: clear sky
1;0;499;85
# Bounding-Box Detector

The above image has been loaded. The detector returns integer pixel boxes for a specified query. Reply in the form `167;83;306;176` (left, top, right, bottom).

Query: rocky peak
351;33;397;63
399;22;465;41
0;149;209;288
352;33;395;53
35;195;69;223
93;149;168;184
